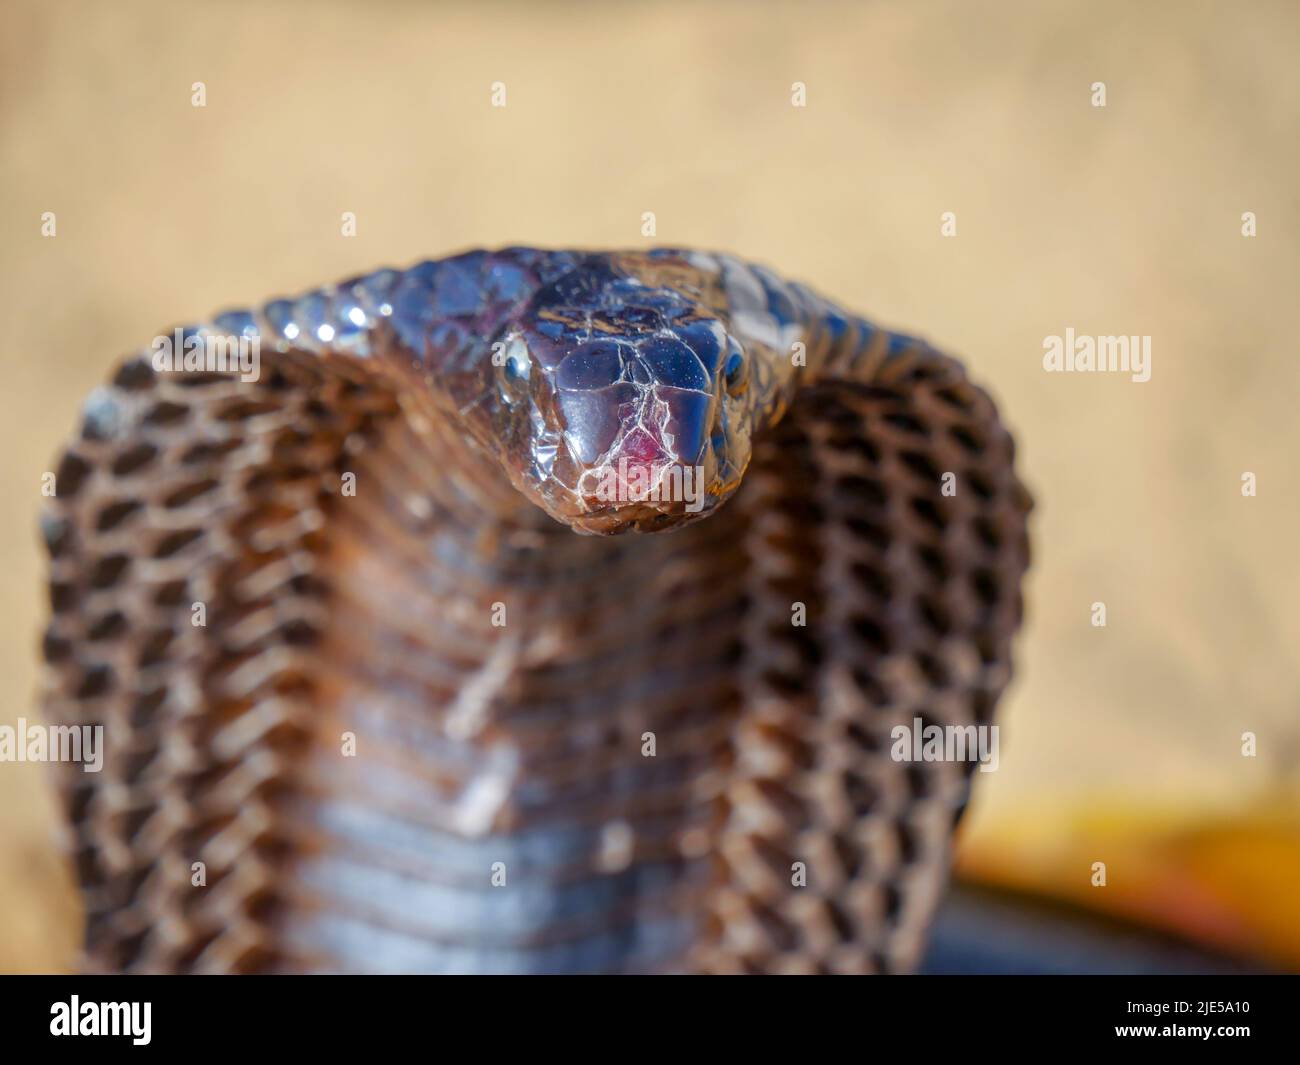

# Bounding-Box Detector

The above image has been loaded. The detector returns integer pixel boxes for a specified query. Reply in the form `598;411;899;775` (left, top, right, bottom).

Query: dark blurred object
924;884;1268;975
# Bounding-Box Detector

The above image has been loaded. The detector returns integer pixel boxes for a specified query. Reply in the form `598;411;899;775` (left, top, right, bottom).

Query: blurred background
1;0;1297;972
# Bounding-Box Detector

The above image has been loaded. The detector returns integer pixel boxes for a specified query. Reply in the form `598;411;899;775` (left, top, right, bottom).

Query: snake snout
510;264;746;534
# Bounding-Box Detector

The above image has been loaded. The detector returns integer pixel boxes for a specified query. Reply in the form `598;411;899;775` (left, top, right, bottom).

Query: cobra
41;247;1031;974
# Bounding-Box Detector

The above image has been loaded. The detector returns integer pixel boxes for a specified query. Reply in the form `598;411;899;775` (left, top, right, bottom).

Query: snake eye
498;337;531;384
504;354;527;381
723;350;748;396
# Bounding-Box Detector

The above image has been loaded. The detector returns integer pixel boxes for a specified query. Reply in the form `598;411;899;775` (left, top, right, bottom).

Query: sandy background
1;0;1297;971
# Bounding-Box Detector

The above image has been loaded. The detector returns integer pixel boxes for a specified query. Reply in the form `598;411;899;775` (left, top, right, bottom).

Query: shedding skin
40;248;1030;973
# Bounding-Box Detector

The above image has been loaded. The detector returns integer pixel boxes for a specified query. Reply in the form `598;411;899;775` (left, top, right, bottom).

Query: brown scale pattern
42;333;1029;974
697;355;1030;974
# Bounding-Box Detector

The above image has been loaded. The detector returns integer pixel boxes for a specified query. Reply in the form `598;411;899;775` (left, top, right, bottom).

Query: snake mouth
563;419;722;534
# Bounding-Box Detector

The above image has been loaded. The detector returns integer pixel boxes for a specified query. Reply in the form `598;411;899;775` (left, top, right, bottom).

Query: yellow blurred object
958;793;1300;969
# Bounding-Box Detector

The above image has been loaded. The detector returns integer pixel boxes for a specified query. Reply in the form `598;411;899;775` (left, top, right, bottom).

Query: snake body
41;248;1030;973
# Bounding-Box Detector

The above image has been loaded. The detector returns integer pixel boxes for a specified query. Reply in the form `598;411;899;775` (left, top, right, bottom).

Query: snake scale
40;247;1031;974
